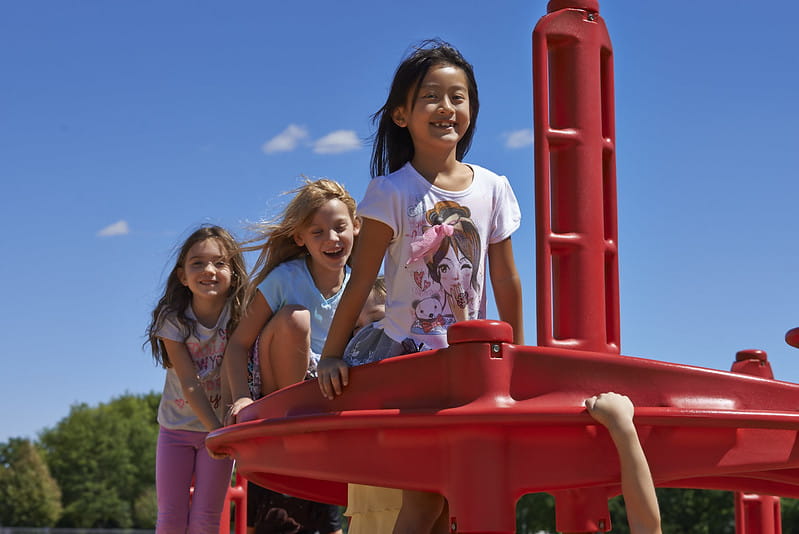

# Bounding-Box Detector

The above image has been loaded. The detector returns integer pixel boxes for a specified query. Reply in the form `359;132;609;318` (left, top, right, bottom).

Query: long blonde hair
243;178;357;305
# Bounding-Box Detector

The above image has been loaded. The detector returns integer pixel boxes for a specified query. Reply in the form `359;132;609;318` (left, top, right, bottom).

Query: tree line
1;392;798;531
0;392;158;528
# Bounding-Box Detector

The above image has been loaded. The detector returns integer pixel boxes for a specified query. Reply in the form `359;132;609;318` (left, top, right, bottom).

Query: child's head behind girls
371;39;480;178
246;178;359;301
354;276;387;335
147;225;247;368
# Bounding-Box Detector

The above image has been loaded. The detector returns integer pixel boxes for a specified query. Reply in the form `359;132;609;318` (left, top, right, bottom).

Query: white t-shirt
258;257;350;355
357;162;521;350
156;303;230;431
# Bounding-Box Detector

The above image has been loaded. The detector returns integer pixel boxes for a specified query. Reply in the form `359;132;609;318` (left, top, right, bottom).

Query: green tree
39;392;160;528
780;498;799;534
515;492;624;533
0;437;62;526
133;485;158;527
516;492;555;533
656;488;734;533
515;488;735;533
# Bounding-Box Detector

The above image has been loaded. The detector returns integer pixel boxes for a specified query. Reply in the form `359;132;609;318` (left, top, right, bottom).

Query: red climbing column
533;0;619;356
533;1;618;531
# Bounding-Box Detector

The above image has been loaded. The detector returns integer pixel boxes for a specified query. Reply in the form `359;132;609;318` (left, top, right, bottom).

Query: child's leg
346;483;402;534
245;480;264;534
392;490;446;534
155;427;197;533
431;498;450;534
187;433;234;534
258;305;311;395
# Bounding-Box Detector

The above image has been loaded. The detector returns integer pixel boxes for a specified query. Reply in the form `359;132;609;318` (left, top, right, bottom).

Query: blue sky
2;1;797;443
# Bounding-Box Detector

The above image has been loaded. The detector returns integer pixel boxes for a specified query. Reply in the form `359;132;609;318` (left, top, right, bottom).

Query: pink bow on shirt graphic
407;224;454;265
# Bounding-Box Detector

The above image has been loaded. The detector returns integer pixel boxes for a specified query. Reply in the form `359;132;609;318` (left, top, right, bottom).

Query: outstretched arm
585;392;661;534
487;237;524;344
220;290;272;422
318;217;392;399
163;339;223;432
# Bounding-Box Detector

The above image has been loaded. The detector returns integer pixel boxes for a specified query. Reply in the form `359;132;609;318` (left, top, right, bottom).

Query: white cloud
262;124;309;154
504;129;534;149
97;220;130;237
313;130;361;154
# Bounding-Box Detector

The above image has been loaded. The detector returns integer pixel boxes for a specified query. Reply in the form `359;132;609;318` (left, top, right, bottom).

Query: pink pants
156;426;234;534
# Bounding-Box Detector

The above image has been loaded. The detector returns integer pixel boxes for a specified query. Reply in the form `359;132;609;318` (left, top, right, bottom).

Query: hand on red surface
317;357;350;400
584;391;635;434
225;396;254;425
585;392;661;533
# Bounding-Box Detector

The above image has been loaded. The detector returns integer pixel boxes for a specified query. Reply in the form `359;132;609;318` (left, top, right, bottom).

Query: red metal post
731;350;781;534
218;473;247;534
533;0;617;531
534;0;619;356
731;350;775;380
735;493;782;534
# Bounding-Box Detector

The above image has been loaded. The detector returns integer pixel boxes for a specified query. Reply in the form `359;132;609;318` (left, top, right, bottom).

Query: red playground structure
209;1;799;532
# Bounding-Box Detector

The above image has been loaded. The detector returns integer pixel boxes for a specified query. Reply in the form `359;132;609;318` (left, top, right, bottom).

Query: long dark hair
370;39;480;178
145;225;247;368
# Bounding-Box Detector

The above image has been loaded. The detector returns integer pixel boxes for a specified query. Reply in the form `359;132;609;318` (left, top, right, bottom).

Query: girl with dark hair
317;39;524;534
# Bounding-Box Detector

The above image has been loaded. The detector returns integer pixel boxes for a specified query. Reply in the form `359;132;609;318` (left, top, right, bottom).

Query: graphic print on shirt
407;200;481;335
179;327;227;410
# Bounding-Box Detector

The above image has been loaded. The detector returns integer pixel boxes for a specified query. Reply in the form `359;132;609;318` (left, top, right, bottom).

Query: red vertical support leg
219;497;230;534
731;351;781;534
231;474;248;534
552;488;612;534
533;0;617;531
219;473;248;534
735;493;782;534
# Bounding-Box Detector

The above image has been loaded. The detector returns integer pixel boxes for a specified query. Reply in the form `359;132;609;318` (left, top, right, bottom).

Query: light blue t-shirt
258;257;350;354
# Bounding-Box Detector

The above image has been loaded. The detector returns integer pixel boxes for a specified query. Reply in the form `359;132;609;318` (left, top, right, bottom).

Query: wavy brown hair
145;225;248;368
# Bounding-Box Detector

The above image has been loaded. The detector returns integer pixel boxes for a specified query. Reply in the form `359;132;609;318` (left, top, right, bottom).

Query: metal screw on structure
450;519;457;532
492;344;501;353
587;12;596;20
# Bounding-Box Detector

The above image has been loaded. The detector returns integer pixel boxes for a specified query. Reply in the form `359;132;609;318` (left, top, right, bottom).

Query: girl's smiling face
177;238;233;304
294;198;359;275
393;63;471;153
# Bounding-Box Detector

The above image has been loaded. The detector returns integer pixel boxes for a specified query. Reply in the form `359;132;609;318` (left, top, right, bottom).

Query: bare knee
394;490;445;534
269;305;310;338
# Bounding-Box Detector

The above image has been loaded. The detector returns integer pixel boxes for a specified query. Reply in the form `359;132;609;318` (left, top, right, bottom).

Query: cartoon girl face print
436;244;473;309
420;201;481;322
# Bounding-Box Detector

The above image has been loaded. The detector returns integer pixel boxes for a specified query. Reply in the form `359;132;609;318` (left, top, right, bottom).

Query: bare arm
585;392;661;534
162;339;223;432
220;290;272;420
487;237;524;345
317;217;392;399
